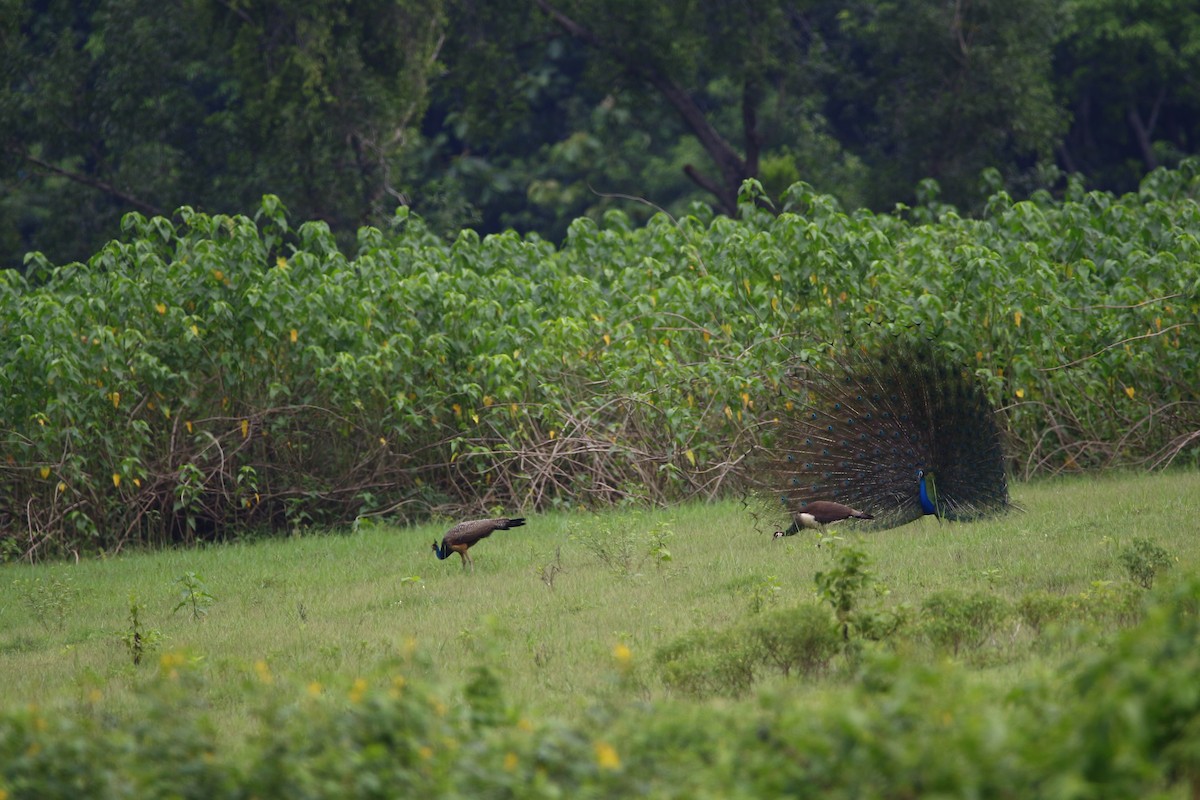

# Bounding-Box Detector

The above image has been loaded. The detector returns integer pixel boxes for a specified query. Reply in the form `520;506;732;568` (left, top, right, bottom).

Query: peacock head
431;541;447;559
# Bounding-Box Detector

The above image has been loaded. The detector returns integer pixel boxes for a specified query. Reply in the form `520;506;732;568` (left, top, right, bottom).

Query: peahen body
432;517;526;572
757;343;1009;532
773;500;874;537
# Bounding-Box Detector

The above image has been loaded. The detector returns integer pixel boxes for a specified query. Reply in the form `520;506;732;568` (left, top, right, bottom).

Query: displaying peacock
754;342;1009;532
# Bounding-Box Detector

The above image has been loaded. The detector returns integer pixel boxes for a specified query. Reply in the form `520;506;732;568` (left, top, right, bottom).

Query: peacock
755;342;1009;533
432;517;526;572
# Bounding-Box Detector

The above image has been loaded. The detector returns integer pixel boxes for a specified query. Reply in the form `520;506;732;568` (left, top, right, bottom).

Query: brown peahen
432;517;526;572
772;500;874;537
756;342;1009;532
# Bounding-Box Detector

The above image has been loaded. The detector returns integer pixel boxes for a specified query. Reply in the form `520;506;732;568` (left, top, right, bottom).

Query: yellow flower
594;741;621;771
1015;388;1025;399
112;473;121;488
155;302;166;315
612;643;632;665
39;466;51;479
307;681;323;698
254;660;273;685
504;752;519;772
1014;311;1023;327
349;677;368;704
1125;386;1136;400
289;328;298;343
276;256;288;269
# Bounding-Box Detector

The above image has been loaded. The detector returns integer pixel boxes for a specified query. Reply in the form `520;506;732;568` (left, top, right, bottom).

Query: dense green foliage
2;554;1199;797
5;0;1200;266
2;164;1198;557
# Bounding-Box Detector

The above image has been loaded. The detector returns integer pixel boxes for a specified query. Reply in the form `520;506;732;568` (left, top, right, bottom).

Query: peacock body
757;343;1009;531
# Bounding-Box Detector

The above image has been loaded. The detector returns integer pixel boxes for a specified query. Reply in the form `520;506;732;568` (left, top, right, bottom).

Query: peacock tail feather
753;341;1009;531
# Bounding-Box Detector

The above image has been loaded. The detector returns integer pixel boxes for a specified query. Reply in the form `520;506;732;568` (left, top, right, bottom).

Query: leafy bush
4;161;1199;557
745;604;841;678
654;627;758;698
1016;590;1069;635
920;590;1010;655
1120;537;1175;589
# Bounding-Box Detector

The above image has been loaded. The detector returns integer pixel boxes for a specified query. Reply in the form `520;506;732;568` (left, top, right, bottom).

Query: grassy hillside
2;470;1197;730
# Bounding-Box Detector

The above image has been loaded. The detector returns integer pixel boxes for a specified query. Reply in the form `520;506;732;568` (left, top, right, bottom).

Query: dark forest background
3;0;1198;268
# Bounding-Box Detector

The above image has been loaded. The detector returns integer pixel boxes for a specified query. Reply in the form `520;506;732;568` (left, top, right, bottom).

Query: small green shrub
172;571;216;621
12;574;78;631
745;604;840;678
1016;590;1069;635
655;628;757;698
119;594;164;666
921;590;1010;655
1119;537;1174;589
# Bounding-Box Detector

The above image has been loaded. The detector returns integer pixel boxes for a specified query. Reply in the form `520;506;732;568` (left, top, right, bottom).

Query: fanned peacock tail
753;341;1009;531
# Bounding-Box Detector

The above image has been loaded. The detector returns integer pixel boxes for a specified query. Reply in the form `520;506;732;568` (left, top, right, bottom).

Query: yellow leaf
39;466;51;479
1125;386;1136;400
190;324;199;336
155;302;166;315
471;413;480;424
771;296;779;312
111;392;120;409
290;328;298;343
112;473;121;488
741;392;750;407
133;477;141;488
57;481;67;494
1015;388;1025;399
1014;311;1022;327
649;294;656;307
685;449;696;466
241;419;250;438
549;429;556;440
603;334;611;346
452;403;462;418
483;395;494;407
186;420;193;434
743;278;752;295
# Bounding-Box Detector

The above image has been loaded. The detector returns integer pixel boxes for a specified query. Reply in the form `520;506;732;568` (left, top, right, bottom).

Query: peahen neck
918;470;937;516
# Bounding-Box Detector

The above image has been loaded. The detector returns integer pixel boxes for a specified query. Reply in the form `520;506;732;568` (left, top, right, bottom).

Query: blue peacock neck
433;542;451;560
917;470;938;516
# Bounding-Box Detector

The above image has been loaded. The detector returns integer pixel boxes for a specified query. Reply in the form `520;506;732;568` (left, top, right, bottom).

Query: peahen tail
753;341;1009;531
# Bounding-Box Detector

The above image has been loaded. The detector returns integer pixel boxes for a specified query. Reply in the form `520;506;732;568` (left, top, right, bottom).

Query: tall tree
829;0;1067;209
1056;0;1200;190
0;0;445;268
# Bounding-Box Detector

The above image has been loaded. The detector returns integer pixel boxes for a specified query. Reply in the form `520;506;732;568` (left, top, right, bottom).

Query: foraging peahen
756;342;1009;532
773;500;874;537
432;517;526;572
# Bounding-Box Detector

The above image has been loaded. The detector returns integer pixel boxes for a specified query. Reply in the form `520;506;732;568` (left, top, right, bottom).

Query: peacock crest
752;341;1009;531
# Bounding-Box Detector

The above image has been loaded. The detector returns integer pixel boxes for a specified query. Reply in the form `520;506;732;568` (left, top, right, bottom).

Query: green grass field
2;469;1198;740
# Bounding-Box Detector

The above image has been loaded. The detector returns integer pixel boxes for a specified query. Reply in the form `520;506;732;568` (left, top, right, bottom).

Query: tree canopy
3;0;1199;267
